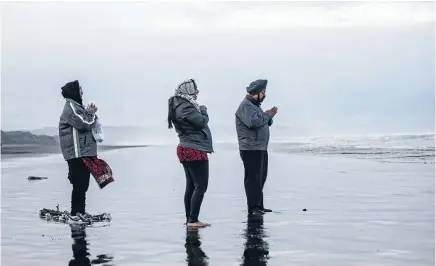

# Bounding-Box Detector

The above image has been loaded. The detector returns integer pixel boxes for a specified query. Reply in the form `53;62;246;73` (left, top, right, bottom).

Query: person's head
61;80;83;105
176;79;199;100
168;79;200;129
247;79;268;103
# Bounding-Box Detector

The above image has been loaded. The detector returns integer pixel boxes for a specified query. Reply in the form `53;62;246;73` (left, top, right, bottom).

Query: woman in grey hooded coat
167;79;213;228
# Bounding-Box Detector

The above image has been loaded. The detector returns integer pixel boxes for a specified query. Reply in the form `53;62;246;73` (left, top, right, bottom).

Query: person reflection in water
69;226;113;266
185;227;209;266
241;215;270;266
69;226;91;266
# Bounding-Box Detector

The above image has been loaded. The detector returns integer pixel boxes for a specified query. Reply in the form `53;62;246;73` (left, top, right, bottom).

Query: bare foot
187;221;210;228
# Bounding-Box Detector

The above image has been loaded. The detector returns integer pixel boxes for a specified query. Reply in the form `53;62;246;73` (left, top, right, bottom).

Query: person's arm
238;104;271;129
200;109;209;124
268;118;273;126
178;103;209;129
66;102;96;132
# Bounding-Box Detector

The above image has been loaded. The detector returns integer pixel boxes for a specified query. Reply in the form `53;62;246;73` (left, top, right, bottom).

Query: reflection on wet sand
241;215;270;266
185;227;209;266
68;225;114;266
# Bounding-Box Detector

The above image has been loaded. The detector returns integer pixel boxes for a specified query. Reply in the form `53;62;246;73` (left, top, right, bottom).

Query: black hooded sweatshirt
61;80;82;106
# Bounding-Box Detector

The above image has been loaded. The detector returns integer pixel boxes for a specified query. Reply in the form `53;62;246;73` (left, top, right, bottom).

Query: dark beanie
246;79;268;95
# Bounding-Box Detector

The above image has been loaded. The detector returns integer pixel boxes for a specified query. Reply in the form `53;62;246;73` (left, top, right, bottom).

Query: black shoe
248;208;265;215
261;207;272;213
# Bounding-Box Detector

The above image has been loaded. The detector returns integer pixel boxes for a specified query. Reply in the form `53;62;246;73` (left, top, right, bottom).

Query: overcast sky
1;1;434;136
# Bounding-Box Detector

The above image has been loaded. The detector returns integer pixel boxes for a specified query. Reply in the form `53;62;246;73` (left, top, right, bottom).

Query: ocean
1;133;434;265
271;133;435;164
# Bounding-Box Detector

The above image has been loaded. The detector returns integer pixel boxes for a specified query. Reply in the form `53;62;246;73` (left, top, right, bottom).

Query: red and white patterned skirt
176;145;208;163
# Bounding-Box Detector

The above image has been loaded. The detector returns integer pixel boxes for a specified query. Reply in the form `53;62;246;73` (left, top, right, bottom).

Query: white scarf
174;79;200;111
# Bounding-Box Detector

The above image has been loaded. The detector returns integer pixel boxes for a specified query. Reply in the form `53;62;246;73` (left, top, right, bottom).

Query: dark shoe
261;208;272;212
248;208;265;215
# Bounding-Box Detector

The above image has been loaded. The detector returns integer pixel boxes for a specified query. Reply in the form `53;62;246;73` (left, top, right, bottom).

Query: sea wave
272;133;435;164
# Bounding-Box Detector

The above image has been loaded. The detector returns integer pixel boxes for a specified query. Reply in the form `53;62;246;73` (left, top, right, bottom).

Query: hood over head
175;79;197;96
61;80;82;105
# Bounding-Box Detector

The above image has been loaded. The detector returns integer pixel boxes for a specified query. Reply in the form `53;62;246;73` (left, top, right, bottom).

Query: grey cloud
1;2;434;136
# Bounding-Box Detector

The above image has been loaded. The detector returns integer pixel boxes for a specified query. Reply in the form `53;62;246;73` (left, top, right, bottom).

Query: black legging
67;158;91;215
182;160;209;223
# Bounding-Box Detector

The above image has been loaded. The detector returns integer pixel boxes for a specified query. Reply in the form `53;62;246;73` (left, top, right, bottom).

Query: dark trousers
240;150;268;212
67;158;91;216
182;160;209;223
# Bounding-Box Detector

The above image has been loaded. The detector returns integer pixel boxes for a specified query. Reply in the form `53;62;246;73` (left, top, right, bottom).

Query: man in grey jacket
59;80;98;216
235;79;278;215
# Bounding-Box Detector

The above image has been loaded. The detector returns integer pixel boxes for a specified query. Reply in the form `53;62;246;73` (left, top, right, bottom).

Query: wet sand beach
1;144;434;265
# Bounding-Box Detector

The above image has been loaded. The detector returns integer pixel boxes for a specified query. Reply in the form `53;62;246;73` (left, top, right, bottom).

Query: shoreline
0;144;149;159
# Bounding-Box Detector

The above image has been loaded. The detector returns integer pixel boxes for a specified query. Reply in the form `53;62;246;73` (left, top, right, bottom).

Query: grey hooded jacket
169;96;214;153
235;96;273;151
59;98;97;160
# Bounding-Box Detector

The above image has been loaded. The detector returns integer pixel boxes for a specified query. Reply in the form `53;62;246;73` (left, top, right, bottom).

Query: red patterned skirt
177;146;208;163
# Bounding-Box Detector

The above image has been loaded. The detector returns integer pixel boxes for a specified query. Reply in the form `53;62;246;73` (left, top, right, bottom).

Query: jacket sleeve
177;103;209;129
268;118;274;126
200;109;210;124
66;102;96;132
238;104;271;129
